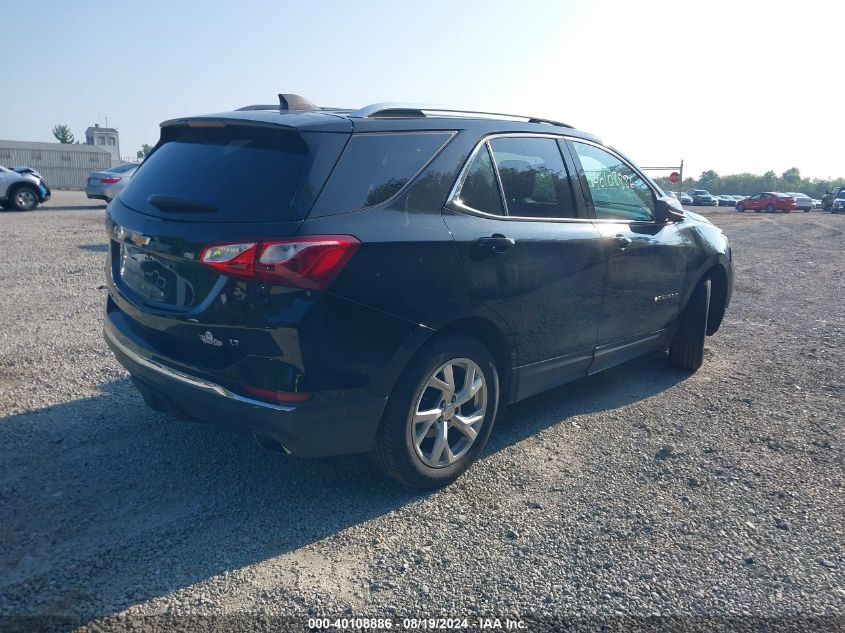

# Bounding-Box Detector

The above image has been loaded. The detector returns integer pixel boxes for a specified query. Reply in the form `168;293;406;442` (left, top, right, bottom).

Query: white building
85;124;120;164
0;140;111;189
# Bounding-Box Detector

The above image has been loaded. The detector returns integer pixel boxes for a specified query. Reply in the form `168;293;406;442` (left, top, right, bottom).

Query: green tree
699;170;720;191
136;144;153;160
781;167;801;192
52;124;75;144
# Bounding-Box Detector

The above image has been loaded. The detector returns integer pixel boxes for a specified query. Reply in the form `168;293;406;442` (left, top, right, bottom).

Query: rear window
311;132;453;214
120;124;307;222
107;163;139;174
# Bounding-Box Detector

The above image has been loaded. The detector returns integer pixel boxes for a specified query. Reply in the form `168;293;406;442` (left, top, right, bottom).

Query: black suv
104;94;733;488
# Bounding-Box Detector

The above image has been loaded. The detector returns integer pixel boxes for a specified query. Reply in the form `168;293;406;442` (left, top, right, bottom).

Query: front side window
453;144;504;215
313;132;453;213
572;142;655;222
489;137;577;219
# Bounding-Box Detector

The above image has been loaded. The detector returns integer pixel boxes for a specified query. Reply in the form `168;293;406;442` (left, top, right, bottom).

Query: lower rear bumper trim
104;326;295;412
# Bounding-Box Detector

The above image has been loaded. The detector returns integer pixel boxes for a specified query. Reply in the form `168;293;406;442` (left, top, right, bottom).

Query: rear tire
669;277;711;372
371;335;499;489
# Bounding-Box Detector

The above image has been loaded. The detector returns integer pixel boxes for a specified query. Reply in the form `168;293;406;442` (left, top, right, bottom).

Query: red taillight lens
99;177;121;184
198;236;359;290
256;236;360;289
242;384;311;403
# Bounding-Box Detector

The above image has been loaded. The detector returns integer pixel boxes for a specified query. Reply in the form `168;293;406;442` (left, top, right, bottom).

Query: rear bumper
104;315;388;457
85;186;109;200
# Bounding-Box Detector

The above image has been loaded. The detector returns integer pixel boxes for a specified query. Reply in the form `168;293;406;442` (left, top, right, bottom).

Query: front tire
669;278;711;372
8;186;38;211
371;335;499;489
736;203;745;212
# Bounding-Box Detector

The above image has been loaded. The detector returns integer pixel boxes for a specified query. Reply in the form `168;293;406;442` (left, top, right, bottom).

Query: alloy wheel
15;189;36;210
411;358;487;468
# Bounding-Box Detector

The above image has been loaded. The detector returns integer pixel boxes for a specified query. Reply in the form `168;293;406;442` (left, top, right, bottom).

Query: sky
1;0;842;181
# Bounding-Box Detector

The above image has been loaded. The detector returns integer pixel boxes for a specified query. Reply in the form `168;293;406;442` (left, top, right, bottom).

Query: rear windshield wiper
147;194;217;213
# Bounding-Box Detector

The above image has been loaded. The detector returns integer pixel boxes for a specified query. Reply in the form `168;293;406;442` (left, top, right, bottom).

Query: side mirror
655;196;685;222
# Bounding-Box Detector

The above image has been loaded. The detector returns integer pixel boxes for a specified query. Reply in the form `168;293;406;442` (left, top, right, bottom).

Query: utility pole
679;159;684;197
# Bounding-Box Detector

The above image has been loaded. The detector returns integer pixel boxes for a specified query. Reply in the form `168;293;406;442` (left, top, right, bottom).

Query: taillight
199;235;359;290
200;243;256;277
100;177;121;184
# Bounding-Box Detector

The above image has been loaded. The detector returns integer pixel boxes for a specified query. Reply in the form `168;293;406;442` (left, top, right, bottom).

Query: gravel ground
0;193;843;632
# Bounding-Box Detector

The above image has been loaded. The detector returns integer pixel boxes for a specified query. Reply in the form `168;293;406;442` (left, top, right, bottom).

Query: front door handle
615;235;632;251
477;234;515;253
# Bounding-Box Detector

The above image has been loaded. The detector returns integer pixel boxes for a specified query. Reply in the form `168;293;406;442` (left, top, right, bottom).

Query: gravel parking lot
1;191;843;631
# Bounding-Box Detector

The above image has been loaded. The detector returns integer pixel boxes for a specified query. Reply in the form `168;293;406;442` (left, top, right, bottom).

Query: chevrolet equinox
104;94;733;488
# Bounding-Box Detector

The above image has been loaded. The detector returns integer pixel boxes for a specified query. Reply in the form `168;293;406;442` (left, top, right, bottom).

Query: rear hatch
106;118;348;363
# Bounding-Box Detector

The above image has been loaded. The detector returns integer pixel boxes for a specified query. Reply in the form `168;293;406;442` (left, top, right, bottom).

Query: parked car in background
102;95;733;488
678;192;694;205
731;195;746;203
785;192;813;212
811;198;822;209
0;164;51;211
85;163;140;202
689;190;717;206
822;187;845;212
829;190;845;213
716;195;735;207
735;192;797;213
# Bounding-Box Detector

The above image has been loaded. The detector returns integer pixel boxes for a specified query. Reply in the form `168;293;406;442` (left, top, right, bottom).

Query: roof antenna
278;94;317;112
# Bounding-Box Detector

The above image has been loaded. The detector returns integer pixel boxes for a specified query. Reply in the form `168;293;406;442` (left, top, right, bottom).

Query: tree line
653;168;845;200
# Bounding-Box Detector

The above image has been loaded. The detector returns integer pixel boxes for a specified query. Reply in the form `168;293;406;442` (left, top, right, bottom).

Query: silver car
785;192;813;212
85;163;139;202
0;165;51;211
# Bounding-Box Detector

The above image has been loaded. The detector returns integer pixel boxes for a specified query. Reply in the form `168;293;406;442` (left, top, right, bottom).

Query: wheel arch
404;316;516;405
702;262;729;335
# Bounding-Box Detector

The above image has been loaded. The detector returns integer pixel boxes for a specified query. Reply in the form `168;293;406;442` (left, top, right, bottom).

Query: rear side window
120;124;307;222
312;132;452;213
488;137;578;219
453;144;504;215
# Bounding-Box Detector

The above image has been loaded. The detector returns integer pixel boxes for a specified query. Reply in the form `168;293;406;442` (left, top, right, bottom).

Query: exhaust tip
253;433;291;455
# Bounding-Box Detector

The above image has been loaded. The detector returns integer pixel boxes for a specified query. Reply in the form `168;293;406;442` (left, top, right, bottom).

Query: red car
736;192;797;213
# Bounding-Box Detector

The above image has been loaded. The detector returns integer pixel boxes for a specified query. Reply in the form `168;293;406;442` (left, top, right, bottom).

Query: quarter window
453;144;504;215
312;132;452;213
488;137;578;219
572;142;655;222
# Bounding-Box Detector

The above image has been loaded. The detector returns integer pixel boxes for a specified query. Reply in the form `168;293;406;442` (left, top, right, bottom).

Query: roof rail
348;103;572;128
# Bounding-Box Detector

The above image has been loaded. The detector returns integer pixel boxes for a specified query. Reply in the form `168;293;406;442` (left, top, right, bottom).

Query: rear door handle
615;235;632;251
477;234;515;253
